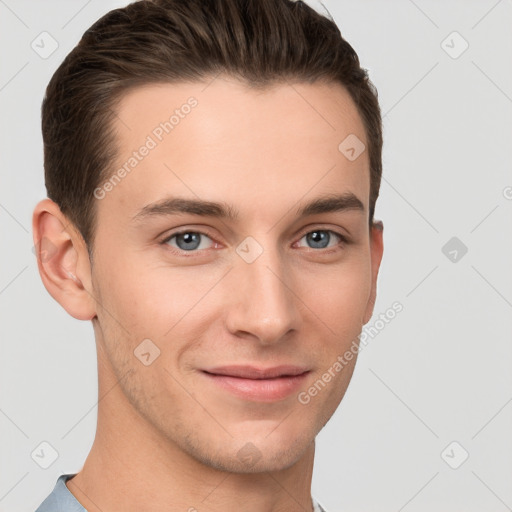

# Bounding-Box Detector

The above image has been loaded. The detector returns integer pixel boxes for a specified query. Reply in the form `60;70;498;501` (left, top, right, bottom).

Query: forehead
101;77;370;222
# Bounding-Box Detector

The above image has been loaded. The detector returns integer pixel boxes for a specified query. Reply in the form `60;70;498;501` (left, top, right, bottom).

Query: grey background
1;0;511;510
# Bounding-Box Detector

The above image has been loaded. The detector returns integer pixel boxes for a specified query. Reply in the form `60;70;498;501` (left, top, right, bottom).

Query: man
33;0;384;510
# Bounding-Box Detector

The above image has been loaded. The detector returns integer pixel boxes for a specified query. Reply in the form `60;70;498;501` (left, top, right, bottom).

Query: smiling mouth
201;364;310;379
203;371;306;380
200;366;310;402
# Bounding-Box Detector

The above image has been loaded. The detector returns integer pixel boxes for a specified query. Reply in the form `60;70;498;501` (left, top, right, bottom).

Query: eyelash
159;227;349;257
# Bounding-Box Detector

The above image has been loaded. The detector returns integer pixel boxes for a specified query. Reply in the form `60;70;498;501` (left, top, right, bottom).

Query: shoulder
34;474;86;512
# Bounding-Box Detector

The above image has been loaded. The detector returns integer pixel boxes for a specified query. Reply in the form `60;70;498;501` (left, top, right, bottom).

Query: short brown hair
42;0;383;255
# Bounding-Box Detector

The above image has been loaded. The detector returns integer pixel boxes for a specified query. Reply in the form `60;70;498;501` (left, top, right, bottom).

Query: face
82;77;382;472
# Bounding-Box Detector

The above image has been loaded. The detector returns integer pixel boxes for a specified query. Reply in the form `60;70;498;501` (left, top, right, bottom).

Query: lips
200;365;310;402
202;365;309;379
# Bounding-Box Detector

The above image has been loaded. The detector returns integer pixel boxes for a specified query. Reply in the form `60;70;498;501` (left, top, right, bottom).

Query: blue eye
163;231;214;251
297;230;342;249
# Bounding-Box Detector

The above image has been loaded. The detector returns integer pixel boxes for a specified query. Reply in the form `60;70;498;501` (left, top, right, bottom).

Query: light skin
33;76;383;512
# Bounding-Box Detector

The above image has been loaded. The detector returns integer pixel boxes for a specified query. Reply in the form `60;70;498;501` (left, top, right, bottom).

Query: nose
224;241;301;345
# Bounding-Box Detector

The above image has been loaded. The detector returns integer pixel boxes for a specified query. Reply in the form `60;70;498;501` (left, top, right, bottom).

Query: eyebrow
131;192;365;223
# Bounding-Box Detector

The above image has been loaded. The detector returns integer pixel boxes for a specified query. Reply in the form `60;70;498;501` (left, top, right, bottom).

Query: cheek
301;255;372;332
93;250;227;358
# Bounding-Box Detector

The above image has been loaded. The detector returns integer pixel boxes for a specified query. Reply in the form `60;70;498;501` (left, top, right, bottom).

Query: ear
362;220;384;324
32;198;97;321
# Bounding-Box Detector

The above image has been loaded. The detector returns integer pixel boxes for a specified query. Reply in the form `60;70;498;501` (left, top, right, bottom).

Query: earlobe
32;198;97;321
362;220;384;325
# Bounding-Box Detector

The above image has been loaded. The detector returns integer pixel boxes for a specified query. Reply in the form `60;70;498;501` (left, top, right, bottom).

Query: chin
181;425;315;474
